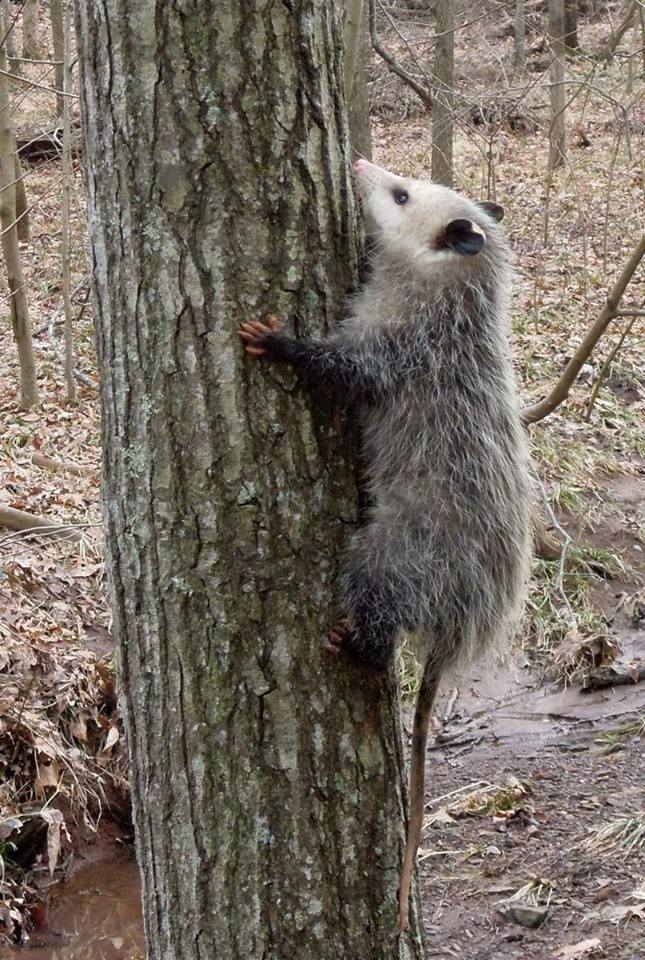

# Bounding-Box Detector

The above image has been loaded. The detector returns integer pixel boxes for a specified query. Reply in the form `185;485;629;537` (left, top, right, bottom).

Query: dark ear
477;200;504;222
439;218;486;257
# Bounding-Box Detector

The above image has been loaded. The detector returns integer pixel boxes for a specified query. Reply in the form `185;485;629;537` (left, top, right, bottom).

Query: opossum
239;159;532;934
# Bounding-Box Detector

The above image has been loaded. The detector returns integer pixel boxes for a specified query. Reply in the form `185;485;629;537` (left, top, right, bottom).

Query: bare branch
599;0;638;61
29;452;99;480
584;314;637;420
0;67;78;98
0;505;85;542
522;234;645;424
368;0;433;108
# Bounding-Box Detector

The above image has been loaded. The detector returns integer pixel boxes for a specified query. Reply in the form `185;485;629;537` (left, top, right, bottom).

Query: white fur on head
353;159;498;283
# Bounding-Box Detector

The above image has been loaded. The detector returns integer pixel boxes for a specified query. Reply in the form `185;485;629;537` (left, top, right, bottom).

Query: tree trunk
14;149;30;243
75;3;425;958
0;12;38;409
345;0;373;160
514;0;526;68
564;0;578;50
432;0;455;187
22;0;40;60
1;0;20;75
60;1;74;403
548;0;567;170
50;0;65;118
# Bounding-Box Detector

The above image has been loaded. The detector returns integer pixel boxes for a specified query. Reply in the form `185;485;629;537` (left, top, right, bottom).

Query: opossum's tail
398;660;441;934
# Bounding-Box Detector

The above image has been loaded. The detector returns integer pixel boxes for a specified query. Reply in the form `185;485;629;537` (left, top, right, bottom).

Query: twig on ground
0;505;96;542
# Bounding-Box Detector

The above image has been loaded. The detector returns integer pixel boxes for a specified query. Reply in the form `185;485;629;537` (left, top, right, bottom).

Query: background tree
59;0;74;402
599;0;637;60
514;0;526;68
431;0;455;187
22;0;40;60
0;0;20;75
76;2;425;958
50;0;65;118
564;0;579;50
548;0;567;170
345;0;373;159
0;12;38;409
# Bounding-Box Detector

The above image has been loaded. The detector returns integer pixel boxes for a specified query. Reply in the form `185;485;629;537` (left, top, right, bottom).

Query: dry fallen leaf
424;806;456;826
40;809;65;877
69;714;88;742
35;759;61;798
102;725;120;752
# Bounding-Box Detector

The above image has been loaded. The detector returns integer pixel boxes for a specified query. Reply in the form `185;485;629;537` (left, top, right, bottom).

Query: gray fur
252;161;532;674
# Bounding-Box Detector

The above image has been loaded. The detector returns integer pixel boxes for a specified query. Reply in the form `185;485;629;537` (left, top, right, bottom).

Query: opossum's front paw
238;316;282;357
325;620;388;676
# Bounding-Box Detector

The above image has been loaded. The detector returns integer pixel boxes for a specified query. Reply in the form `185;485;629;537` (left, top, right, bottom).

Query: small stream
2;859;144;960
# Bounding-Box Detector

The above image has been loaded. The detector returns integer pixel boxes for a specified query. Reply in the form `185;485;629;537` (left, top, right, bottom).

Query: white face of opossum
353;158;504;281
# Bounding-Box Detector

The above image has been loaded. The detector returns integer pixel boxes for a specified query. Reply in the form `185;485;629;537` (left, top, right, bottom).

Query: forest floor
0;2;643;957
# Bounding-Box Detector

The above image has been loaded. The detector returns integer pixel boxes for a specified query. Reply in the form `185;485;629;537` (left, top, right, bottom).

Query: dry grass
595;714;645;755
584;814;645;856
502;876;556;907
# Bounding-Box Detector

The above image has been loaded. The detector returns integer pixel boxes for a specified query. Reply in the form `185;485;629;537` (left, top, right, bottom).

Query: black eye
393;189;409;205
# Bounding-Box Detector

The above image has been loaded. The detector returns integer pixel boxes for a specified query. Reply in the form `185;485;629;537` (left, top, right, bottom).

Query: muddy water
3;860;144;960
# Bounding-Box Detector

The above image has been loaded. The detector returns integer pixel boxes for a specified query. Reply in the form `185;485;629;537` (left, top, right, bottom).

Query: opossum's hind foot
324;586;400;673
326;619;352;655
325;620;388;676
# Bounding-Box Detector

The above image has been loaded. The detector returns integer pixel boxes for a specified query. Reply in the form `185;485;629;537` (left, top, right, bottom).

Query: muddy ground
419;661;645;960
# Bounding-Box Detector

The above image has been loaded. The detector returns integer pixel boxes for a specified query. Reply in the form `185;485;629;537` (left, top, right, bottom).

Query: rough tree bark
22;0;40;60
548;0;567;170
0;13;38;409
76;3;425;958
432;0;455;187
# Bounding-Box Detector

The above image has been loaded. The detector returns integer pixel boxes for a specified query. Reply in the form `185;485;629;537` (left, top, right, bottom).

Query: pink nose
353;158;367;172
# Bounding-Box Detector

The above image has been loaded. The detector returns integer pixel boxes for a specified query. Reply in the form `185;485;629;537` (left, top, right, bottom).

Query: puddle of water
1;859;144;960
